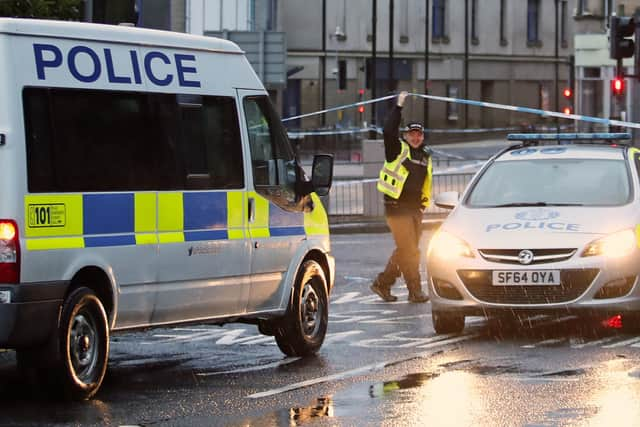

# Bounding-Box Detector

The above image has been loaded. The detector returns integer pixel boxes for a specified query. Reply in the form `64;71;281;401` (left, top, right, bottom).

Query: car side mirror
435;191;459;210
311;154;333;196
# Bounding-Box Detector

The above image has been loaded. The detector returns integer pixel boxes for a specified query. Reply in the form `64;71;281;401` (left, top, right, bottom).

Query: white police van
0;18;335;399
427;133;640;334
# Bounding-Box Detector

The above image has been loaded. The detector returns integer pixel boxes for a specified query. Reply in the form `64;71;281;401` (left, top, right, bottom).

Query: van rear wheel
275;260;328;357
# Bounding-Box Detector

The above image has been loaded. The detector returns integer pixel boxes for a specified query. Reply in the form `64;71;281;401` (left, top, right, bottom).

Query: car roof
495;144;626;162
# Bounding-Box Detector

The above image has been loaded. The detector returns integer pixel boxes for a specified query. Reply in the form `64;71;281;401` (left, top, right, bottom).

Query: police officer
370;91;432;303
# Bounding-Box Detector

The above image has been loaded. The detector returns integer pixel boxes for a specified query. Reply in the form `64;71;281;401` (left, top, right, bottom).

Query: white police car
426;133;640;334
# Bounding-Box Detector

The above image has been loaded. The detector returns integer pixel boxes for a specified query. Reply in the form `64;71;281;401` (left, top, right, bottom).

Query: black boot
370;279;398;302
408;290;429;303
407;280;429;303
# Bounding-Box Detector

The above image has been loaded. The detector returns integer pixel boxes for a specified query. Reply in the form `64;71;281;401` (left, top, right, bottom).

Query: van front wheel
275;260;328;357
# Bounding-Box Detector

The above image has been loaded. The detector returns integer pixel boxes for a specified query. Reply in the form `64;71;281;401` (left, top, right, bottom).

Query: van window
243;96;295;188
23;88;244;192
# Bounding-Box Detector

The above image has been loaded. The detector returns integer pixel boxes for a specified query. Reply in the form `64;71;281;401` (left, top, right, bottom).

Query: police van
0;18;335;400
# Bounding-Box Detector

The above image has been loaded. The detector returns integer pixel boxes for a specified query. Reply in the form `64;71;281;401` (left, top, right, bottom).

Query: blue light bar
507;133;631;141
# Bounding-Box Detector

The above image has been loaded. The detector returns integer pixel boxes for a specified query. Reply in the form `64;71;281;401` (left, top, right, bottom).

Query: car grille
457;269;599;304
478;248;577;265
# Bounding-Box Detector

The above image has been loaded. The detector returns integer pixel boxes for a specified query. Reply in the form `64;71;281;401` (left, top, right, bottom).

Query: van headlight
427;230;474;260
582;229;636;259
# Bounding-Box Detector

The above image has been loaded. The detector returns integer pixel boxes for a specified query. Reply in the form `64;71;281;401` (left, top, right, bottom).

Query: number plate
492;270;560;286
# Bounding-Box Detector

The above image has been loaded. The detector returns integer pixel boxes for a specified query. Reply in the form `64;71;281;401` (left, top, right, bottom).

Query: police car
426;133;640;334
0;19;334;400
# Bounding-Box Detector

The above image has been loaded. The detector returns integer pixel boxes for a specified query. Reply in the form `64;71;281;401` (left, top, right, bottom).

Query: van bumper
0;282;68;348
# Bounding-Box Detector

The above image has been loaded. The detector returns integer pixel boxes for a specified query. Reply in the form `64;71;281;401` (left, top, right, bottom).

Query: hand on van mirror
311;154;333;197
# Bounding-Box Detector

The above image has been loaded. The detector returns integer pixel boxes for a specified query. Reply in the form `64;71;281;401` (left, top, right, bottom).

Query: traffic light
610;16;635;60
563;88;572;98
562;86;573;115
612;76;625;97
358;88;365;122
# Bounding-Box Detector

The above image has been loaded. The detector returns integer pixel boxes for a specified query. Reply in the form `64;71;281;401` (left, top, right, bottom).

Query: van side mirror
311;154;333;196
435;191;459;210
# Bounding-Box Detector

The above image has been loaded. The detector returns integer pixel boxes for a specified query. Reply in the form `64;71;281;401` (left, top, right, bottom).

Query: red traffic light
358;88;365;96
612;77;625;95
358;105;365;113
562;107;572;115
563;88;572;98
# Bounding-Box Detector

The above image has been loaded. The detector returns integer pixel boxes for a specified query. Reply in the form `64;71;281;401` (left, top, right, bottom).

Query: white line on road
570;336;619;349
247;334;477;399
521;338;567;349
602;336;640;348
197;357;302;377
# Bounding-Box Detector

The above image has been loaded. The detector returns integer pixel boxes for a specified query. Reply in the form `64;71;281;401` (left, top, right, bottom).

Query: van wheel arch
67;267;115;326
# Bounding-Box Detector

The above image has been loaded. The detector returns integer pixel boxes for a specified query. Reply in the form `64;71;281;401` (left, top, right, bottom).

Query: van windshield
466;158;631;207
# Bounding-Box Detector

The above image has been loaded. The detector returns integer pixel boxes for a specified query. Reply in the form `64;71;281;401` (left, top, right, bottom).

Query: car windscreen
466;158;631;207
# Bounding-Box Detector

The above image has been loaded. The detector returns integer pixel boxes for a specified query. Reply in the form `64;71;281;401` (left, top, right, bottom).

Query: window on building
400;0;409;43
471;0;479;44
527;0;541;45
500;0;507;45
447;84;459;121
24;88;244;192
266;0;278;30
561;0;568;47
432;0;447;41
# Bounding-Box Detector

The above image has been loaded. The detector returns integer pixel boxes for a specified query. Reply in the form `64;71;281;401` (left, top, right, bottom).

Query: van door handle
248;197;255;223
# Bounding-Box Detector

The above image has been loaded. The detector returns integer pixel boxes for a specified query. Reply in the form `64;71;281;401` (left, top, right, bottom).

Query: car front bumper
427;253;640;317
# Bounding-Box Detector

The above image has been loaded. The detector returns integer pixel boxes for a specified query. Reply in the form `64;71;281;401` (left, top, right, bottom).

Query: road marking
353;331;476;349
362;313;431;325
521;338;566;349
197;357;302;377
570;336;619;349
247;347;447;399
602;337;640;348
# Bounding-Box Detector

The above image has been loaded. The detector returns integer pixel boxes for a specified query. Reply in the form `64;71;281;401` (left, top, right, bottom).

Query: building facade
281;0;576;131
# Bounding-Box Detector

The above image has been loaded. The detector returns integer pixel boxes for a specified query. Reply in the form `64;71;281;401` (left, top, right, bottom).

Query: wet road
2;232;640;426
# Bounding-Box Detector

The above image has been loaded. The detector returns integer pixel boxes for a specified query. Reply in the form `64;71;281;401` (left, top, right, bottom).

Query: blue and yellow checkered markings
304;193;329;236
269;202;305;236
183;192;228;241
24;191;249;251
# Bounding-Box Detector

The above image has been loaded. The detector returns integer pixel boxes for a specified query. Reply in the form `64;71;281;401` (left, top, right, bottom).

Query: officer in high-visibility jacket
370;91;431;303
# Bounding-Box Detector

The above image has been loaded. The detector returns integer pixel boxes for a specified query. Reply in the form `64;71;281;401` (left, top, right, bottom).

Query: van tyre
432;310;465;334
275;260;328;357
55;287;110;400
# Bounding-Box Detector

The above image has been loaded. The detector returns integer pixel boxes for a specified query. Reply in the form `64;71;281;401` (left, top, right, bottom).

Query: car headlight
582;229;636;259
427;230;474;260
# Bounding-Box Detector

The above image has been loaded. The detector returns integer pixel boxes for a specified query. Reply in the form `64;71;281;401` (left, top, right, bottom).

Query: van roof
0;18;243;54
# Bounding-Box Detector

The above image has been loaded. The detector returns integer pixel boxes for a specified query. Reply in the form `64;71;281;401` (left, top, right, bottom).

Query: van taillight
0;220;19;283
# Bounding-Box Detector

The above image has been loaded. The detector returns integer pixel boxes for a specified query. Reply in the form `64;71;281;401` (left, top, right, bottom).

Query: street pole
424;0;429;129
554;0;559;133
321;0;326;127
464;0;469;128
389;0;394;94
371;0;377;127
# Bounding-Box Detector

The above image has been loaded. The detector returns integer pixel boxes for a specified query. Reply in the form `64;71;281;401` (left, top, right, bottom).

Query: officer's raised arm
382;91;409;162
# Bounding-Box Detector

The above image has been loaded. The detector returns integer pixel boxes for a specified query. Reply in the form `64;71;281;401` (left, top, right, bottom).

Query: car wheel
56;287;110;400
432;310;465;334
275;260;328;357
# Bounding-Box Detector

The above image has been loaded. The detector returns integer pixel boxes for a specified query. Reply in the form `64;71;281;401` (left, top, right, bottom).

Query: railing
327;172;476;223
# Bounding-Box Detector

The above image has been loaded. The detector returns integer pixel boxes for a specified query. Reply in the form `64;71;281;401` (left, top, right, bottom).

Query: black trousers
376;210;424;293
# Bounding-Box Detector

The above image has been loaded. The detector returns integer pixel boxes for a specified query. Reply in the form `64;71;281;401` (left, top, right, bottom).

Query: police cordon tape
282;92;640;130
